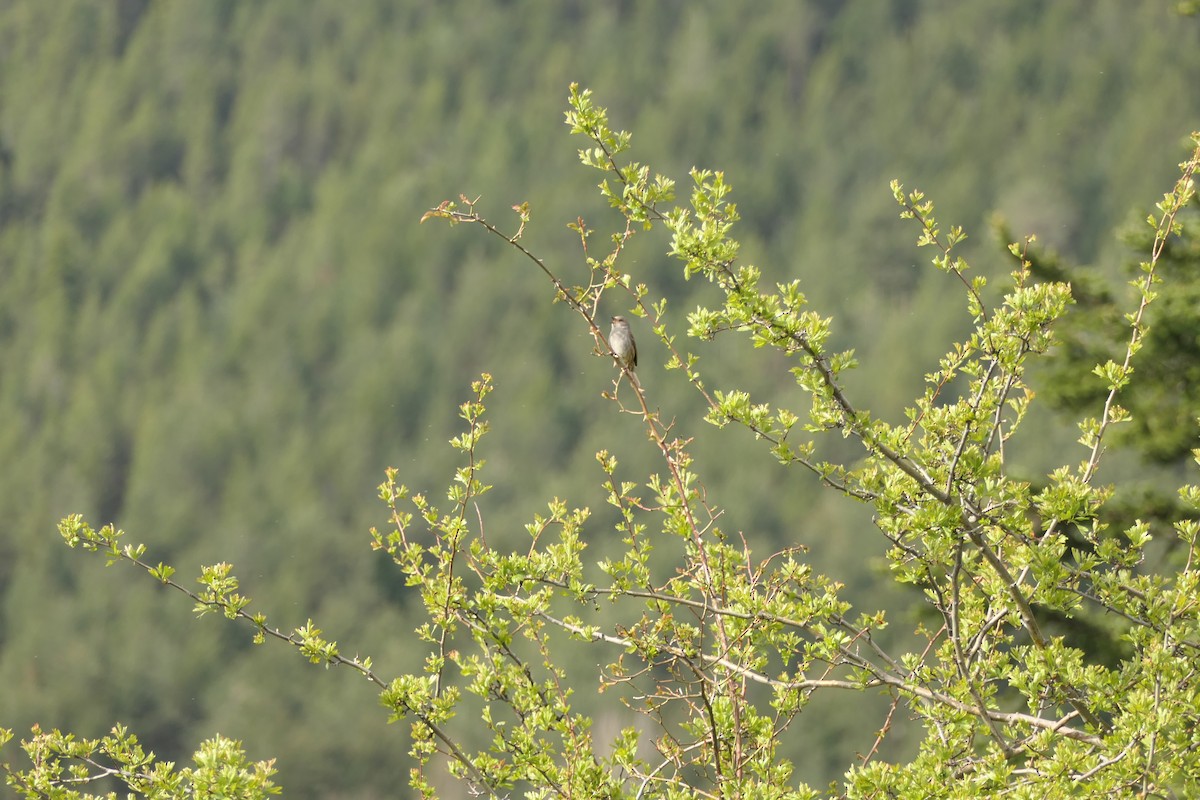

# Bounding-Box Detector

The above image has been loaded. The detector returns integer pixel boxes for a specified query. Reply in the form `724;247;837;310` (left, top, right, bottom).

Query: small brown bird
609;315;640;389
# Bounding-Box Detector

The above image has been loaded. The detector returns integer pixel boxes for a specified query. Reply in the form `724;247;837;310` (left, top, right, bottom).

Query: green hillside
0;1;1198;796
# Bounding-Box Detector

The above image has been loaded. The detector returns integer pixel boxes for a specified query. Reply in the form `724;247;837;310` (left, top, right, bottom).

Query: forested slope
0;1;1197;795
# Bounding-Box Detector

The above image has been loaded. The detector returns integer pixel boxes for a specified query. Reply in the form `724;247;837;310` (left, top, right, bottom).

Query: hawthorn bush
6;86;1200;799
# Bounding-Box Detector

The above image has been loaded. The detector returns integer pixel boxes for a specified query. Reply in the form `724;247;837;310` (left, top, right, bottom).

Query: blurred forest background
1;1;1199;796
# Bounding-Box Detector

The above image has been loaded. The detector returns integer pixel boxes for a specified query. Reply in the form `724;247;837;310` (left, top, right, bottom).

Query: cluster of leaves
10;82;1200;800
0;725;276;799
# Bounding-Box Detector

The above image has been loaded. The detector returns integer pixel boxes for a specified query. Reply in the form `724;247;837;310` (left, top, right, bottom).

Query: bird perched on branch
609;315;640;390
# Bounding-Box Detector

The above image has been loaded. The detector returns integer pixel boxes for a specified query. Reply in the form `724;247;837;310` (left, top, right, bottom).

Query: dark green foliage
1014;196;1200;463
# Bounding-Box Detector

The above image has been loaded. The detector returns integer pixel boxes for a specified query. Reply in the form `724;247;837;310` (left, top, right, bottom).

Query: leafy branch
2;725;279;800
